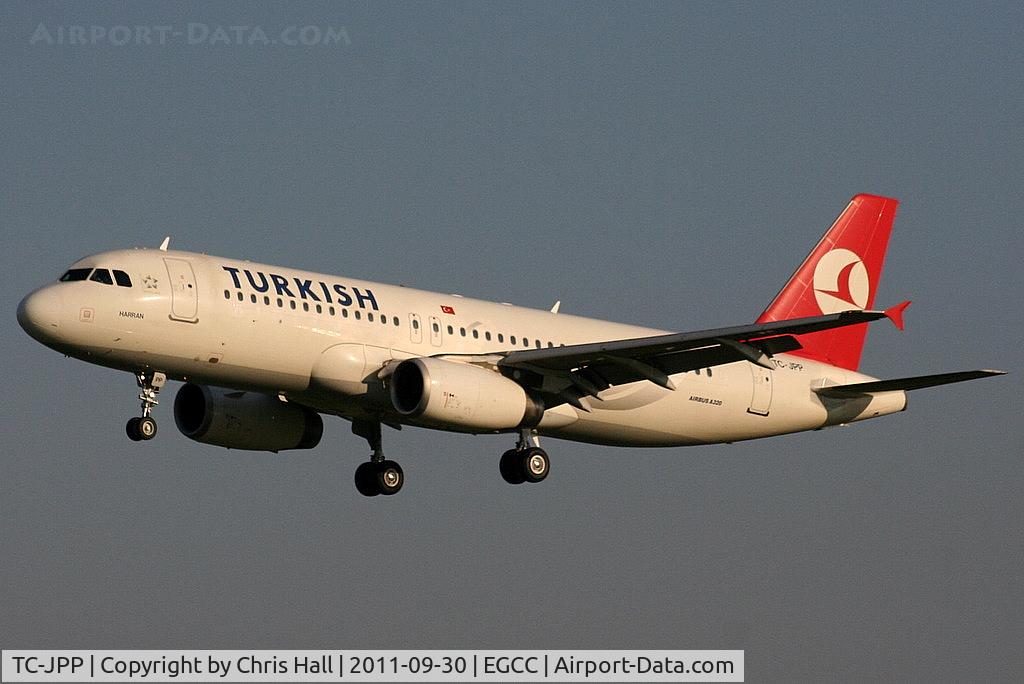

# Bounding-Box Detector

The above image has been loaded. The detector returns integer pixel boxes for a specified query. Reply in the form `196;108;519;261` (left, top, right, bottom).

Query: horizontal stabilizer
816;370;1005;396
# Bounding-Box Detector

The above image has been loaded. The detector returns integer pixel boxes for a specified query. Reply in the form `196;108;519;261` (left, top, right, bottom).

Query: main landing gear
352;420;404;497
349;423;549;497
126;370;166;442
499;429;550;485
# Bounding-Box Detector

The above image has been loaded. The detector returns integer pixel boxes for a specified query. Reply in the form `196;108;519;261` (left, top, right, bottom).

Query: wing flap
491;310;888;402
570;335;802;388
500;309;885;373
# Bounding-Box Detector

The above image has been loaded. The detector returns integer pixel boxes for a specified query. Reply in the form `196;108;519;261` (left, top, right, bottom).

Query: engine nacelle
174;383;323;452
390;357;543;432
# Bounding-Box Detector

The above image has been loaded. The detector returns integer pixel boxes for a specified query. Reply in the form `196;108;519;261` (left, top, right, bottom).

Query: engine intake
390;357;542;432
174;383;323;452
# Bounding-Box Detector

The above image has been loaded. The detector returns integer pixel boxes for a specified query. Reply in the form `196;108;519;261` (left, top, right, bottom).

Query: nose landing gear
126;370;166;442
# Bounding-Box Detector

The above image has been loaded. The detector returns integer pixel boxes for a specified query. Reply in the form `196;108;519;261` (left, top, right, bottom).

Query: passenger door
747;364;773;416
164;258;198;322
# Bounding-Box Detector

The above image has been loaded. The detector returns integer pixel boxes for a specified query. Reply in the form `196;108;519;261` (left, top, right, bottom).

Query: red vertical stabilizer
756;194;899;370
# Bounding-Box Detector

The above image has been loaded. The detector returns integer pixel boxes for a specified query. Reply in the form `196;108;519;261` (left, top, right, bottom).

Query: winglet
884;300;911;330
158;236;171;252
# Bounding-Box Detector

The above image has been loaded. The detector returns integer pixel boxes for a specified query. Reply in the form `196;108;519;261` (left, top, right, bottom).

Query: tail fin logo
813;248;869;313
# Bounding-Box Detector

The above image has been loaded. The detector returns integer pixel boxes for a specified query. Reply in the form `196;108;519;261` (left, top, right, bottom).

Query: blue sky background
2;2;1021;680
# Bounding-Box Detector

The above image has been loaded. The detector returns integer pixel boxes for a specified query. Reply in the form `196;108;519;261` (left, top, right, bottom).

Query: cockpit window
59;268;92;282
113;270;132;287
89;268;113;285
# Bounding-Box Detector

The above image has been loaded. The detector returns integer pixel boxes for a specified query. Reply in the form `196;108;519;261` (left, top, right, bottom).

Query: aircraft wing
494;309;887;407
814;370;1006;396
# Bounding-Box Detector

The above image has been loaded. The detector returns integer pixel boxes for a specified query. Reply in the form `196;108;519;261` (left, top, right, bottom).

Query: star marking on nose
143;275;159;289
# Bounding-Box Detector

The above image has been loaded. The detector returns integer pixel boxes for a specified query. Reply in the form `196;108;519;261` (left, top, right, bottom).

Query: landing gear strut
500;429;550;485
126;370;166;442
352;420;404;497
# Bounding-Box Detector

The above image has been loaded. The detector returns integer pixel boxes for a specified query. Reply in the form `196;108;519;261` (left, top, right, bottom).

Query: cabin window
316;304;322;314
302;302;309;312
289;300;296;310
393;316;400;326
472;329;479;339
485;331;491;341
368;312;374;322
412;318;420;330
342;309;349;318
510;335;516;345
523;338;530;348
432;322;439;333
113;270;132;287
707;368;713;377
263;296;270;305
329;306;335;316
547;341;553;348
354;310;361;320
447;325;454;335
59;268;92;282
236;292;243;301
90;269;113;285
460;327;466;337
277;298;283;307
224;290;230;299
535;340;542;348
381;316;387;326
250;294;257;303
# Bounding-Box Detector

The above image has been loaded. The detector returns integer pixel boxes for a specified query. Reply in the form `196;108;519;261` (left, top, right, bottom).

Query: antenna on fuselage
550;300;561;314
158;237;170;251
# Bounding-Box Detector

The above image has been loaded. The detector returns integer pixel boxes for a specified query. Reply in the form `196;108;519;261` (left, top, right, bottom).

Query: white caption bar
1;650;743;682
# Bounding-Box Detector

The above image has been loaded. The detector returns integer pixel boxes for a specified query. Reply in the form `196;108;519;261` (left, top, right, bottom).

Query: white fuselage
19;248;907;447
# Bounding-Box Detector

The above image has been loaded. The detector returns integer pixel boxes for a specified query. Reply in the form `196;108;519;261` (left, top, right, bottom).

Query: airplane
17;194;1003;497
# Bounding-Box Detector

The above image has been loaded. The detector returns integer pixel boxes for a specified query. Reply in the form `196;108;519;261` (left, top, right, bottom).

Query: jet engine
390;357;543;432
174;383;323;452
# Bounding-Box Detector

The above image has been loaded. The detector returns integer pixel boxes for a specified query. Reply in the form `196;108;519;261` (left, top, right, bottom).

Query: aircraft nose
17;286;63;343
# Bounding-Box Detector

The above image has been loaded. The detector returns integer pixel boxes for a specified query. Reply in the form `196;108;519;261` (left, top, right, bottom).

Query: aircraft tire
376;460;404;496
354;462;380;497
137;416;158;440
126;417;142;442
499;449;526;485
522;447;550;483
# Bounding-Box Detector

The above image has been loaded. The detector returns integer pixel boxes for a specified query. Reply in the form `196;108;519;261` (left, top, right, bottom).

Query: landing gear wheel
127;370;166;443
522;447;550;483
137;416;158;440
376;460;404;496
499;449;526;485
351;421;404;497
354;462;380;497
126;417;142;442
